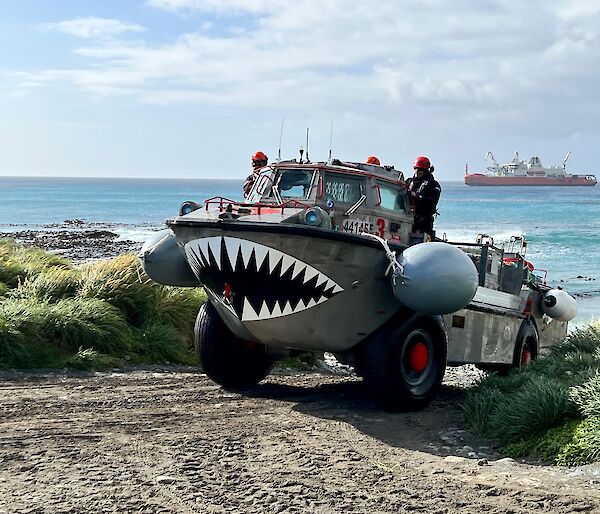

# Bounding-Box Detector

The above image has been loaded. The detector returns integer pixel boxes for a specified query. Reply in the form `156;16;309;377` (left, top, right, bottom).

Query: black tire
362;316;447;411
195;302;274;389
512;321;538;368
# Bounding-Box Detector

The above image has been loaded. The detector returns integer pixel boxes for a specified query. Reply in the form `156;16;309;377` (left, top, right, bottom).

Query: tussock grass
0;241;205;369
0;239;71;287
486;377;578;445
44;298;131;354
462;322;600;465
64;347;121;371
144;286;206;342
0;299;53;368
570;374;600;418
79;255;155;325
133;323;193;364
8;268;81;302
556;418;600;466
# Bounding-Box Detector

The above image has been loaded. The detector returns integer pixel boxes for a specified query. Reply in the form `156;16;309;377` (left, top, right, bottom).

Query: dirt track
1;368;599;514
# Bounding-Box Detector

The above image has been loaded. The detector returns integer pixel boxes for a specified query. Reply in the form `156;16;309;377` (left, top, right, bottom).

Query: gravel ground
1;368;599;514
2;226;600;512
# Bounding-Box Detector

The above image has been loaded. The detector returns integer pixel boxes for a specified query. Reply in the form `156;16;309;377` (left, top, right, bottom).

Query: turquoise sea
0;177;598;327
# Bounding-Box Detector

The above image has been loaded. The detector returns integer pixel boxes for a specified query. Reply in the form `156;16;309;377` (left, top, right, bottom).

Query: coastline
0;219;151;262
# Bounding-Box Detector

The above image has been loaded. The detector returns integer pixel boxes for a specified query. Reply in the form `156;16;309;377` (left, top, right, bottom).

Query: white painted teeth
240;297;334;321
185;236;344;322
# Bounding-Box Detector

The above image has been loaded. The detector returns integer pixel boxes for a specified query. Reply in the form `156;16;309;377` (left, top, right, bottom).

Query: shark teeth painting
185;236;343;321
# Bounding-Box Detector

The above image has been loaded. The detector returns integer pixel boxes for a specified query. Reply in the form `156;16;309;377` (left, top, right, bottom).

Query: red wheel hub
521;346;532;366
409;342;429;372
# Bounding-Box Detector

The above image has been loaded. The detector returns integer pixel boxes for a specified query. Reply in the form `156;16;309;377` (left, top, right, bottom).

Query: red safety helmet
413;155;431;170
252;151;268;162
366;155;381;165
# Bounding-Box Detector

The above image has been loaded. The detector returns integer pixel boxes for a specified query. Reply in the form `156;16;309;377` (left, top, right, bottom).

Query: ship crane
485;151;500;172
562;151;571;170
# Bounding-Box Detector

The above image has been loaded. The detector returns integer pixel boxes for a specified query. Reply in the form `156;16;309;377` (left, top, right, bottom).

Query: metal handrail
203;196;311;214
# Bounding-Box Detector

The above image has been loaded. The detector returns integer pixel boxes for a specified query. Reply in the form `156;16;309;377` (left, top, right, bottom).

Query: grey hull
169;222;403;352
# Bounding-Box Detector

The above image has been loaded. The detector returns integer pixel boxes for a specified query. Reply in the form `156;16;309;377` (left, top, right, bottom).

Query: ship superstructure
465;151;597;186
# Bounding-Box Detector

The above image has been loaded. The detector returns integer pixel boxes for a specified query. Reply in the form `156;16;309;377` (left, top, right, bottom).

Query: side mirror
318;175;324;198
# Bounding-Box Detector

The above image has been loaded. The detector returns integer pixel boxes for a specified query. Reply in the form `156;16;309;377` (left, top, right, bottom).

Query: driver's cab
247;165;316;204
247;161;414;244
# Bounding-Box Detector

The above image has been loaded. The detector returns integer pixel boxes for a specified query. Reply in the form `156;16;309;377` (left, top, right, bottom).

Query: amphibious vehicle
141;156;575;410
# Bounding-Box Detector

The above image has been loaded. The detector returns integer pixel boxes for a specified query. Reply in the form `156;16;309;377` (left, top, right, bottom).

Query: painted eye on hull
185;237;343;321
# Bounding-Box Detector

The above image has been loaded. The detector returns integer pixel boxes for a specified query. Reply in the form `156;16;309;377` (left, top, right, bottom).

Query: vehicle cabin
246;160;415;245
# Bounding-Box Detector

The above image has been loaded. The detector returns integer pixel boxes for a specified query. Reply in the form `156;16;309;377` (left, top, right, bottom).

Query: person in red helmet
406;155;441;239
243;151;269;197
366;155;381;165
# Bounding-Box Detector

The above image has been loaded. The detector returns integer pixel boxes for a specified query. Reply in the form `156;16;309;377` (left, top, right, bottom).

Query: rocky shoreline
0;219;150;262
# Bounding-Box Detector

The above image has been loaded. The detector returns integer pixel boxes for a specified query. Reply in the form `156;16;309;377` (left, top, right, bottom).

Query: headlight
301;207;331;228
179;201;201;216
304;208;322;226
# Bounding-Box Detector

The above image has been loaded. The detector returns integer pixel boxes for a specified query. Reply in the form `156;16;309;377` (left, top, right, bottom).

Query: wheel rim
400;329;434;387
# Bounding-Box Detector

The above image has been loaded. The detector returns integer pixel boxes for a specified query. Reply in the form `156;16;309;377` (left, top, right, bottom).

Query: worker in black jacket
406;155;441;239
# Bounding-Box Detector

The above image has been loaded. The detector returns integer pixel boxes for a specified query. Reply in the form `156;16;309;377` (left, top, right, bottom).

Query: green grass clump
0;241;206;370
462;322;600;465
43;298;131;354
132;323;195;364
556;418;600;466
570;373;600;418
487;377;578;445
8;268;81;302
64;347;121;370
0;299;54;367
144;286;206;343
0;239;71;287
79;255;156;325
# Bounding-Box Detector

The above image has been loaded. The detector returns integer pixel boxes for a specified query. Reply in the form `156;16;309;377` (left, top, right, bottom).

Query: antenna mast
305;128;310;163
277;118;285;163
328;120;334;162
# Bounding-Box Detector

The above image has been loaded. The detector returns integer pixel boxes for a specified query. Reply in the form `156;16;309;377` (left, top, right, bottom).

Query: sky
1;0;599;180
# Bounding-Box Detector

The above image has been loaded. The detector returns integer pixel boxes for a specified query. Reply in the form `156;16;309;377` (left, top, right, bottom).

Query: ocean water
0;177;598;327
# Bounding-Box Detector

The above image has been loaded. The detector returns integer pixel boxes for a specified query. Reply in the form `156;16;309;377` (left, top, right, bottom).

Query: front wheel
195;302;274;389
362;317;447;411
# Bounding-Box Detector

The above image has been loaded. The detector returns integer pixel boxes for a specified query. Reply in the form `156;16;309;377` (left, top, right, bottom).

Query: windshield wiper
344;195;367;215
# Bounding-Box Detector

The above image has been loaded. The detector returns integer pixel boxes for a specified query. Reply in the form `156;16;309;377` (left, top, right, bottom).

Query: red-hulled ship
465;151;597;186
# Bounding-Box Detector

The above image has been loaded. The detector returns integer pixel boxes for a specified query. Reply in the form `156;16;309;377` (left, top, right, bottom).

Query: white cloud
15;1;600;138
44;17;145;38
146;0;276;13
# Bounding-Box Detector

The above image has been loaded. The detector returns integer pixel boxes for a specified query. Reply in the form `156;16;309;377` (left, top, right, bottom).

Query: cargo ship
465;152;597;186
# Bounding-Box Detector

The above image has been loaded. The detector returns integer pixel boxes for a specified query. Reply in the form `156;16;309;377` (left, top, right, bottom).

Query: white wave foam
438;227;528;246
114;226;162;242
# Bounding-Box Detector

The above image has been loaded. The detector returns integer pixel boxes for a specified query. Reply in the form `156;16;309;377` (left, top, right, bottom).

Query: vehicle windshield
248;167;315;202
274;169;315;199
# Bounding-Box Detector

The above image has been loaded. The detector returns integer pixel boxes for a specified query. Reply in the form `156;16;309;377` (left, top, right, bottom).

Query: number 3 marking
376;218;385;238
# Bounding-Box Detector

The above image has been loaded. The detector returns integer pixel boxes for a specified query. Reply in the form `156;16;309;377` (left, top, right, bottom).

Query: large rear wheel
513;321;538;368
362;317;447;411
195;302;274;388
